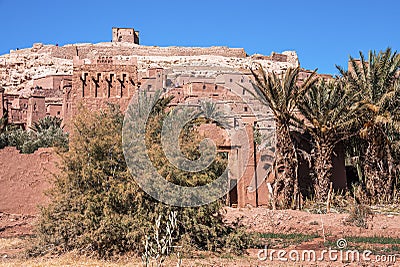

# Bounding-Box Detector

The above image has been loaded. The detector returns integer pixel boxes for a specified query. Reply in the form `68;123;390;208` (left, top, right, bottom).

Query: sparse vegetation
258;232;319;247
0;116;68;153
345;203;374;228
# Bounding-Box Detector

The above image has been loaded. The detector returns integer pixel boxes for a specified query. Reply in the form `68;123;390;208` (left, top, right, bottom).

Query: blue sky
1;0;398;74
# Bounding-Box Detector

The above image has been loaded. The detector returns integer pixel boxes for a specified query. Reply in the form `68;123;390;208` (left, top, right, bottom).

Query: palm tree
31;116;63;133
198;100;229;127
338;48;400;201
296;79;363;201
249;65;316;208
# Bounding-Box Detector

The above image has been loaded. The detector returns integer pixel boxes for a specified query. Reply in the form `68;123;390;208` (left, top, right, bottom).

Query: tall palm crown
338;48;400;200
296;79;363;201
250;66;316;124
249;65;316;208
297;79;362;146
338;49;400;131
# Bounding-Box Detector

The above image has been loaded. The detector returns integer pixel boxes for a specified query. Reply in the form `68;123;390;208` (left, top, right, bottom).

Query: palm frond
248;64;317;125
297;79;364;145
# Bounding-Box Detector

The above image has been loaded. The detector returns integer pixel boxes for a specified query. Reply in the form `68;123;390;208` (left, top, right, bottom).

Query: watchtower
112;27;140;44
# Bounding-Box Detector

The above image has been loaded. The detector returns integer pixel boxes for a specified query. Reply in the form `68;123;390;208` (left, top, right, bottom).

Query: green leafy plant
0;116;68;153
296;79;364;202
31;99;250;259
249;66;317;209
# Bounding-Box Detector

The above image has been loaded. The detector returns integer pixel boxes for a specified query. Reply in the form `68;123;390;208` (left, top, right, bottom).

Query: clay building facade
0;88;5;119
0;74;69;128
7;95;29;127
64;57;278;208
0;92;46;129
26;95;46;128
63;58;346;208
165;81;277;207
45;98;63;118
0;27;350;208
33;75;72;92
64;56;139;122
0;61;346;209
298;69;334;83
0;72;70;128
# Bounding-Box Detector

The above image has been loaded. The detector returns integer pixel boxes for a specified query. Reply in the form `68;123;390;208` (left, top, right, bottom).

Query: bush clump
0;116;68;153
32;99;251;258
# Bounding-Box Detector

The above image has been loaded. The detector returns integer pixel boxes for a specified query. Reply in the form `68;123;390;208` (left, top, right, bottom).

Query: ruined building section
32;74;72;119
165;80;275;208
1;93;46;129
64;56;139;123
112;27;140;44
26;95;46;129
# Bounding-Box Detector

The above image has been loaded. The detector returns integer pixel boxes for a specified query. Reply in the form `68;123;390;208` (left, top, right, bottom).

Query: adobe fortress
0;28;343;208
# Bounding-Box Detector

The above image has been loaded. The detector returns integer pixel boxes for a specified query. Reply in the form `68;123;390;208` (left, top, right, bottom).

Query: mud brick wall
0;147;59;215
51;45;247;59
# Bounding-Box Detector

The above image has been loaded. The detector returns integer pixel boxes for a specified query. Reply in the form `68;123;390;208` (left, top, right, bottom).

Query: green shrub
6;127;31;150
31;101;249;258
31;116;63;133
0;132;7;149
0;116;68;153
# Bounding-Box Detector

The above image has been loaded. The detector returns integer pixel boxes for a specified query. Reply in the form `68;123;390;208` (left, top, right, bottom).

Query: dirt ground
0;147;399;266
223;206;400;239
0;207;399;266
0;147;58;215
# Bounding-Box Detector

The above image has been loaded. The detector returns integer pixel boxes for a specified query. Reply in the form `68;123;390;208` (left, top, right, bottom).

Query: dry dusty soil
1;207;399;266
0;147;399;266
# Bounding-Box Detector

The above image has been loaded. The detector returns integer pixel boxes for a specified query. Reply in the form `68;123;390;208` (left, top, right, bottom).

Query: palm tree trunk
314;141;333;202
364;135;393;202
273;120;298;209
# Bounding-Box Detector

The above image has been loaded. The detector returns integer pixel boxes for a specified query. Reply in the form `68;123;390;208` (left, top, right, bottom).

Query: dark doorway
229;179;238;207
